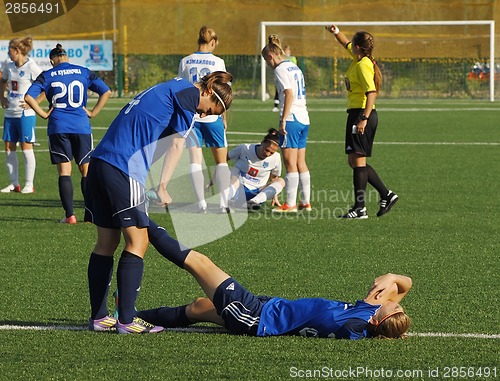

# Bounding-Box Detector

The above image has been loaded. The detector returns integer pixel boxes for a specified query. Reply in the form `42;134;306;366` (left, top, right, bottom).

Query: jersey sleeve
274;66;293;90
178;59;184;78
88;71;111;95
1;64;9;81
228;144;242;161
358;58;376;93
345;42;356;59
25;72;46;98
30;62;43;81
334;318;368;340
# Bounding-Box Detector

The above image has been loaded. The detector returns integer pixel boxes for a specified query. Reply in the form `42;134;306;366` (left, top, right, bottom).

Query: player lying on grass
142;225;412;339
227;128;285;210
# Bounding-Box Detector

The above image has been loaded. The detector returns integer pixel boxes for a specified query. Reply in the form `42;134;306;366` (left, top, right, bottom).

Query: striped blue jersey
25;62;110;135
257;298;380;339
91;78;198;185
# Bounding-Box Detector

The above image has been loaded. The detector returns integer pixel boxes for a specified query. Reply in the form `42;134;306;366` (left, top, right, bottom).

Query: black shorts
213;278;272;336
84;158;149;229
48;133;93;165
345;109;378;157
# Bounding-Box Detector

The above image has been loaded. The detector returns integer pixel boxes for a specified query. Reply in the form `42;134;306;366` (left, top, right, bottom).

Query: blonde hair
372;307;411;339
352;31;382;91
198;26;218;46
261;34;284;57
199;71;233;112
9;36;33;56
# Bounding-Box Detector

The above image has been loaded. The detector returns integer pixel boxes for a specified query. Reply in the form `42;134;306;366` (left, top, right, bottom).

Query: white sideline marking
0;324;498;339
85;107;500;113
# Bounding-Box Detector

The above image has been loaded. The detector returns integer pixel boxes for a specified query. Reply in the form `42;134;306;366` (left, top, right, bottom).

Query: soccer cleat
377;191;399;217
89;315;117;331
272;107;279;112
60;215;77;224
272;203;297;213
298;203;312;211
246;199;261;211
340;207;368;219
117;317;165;334
20;185;34;194
1;184;21;193
219;206;235;214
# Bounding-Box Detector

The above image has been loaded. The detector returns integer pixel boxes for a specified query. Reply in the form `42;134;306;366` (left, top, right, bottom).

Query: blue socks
148;219;191;268
58;176;73;218
137;305;191;327
81;176;87;199
117;251;144;324
88;253;114;319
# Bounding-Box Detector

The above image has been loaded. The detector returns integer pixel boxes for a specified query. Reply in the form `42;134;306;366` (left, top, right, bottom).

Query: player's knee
187;297;212;318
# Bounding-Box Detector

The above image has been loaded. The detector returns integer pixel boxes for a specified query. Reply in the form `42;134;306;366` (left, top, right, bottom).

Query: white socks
215;163;231;208
22;149;36;187
189;163;207;209
251;181;284;204
285;172;299;207
299;171;311;205
5;151;19;186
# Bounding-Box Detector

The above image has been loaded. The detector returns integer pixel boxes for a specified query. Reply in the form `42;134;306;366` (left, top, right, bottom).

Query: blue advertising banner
0;40;113;71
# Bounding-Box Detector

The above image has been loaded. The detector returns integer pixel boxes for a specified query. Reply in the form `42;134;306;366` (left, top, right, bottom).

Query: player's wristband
333;26;340;35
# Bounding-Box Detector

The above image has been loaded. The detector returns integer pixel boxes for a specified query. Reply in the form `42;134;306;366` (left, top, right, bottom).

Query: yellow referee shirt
344;42;377;110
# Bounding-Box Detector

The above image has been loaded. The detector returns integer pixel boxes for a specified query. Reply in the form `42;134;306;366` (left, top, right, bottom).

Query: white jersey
2;58;42;118
274;60;310;125
229;143;282;190
178;51;226;123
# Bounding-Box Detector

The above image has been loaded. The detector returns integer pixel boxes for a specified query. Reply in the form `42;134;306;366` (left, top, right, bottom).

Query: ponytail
263;128;280;146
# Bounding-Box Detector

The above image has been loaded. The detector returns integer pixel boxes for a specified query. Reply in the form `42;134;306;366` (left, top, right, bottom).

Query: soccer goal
260;20;495;101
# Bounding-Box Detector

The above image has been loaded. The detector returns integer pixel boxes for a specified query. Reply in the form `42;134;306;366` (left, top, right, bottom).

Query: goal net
260;21;496;101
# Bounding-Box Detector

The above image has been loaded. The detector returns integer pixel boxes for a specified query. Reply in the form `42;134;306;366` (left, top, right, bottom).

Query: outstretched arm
325;24;350;48
364;273;412;305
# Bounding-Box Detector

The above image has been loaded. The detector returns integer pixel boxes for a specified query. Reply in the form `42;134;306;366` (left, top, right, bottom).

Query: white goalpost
260;20;495;102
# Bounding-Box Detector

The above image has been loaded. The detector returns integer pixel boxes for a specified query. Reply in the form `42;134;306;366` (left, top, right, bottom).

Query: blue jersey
92;78;198;185
257;298;380;339
25;62;110;135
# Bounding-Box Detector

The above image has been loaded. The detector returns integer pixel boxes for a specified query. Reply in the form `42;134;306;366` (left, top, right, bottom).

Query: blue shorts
185;117;226;148
279;116;309;149
84;158;149;229
48;133;93;165
3;115;37;143
213;278;272;336
232;184;259;201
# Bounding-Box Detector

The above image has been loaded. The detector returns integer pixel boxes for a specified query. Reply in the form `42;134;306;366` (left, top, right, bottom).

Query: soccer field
0;98;499;380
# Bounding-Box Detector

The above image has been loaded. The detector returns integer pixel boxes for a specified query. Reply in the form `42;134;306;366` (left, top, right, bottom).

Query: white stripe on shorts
129;177;143;207
223;302;260;327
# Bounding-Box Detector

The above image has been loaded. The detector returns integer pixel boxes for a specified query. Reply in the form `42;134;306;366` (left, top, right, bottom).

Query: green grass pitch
0;98;499;380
